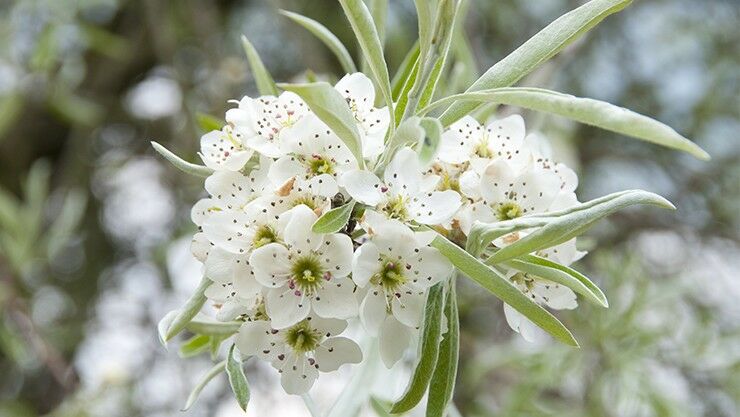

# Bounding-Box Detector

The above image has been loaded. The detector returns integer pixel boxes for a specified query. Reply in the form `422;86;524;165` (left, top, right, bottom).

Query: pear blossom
352;213;453;367
269;114;358;198
341;147;462;225
335;72;390;159
226;91;309;158
199;125;255;171
249;205;357;328
236;313;362;394
503;275;578;342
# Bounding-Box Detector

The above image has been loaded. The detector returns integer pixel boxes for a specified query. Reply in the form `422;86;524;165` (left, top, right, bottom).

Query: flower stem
301;393;322;417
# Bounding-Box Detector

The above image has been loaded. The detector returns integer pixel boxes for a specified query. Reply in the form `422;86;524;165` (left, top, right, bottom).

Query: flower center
438;171;460;192
253;224;279;248
474;135;493;158
285;320;322;353
370;258;407;293
308;154;335;176
290;255;326;295
292;196;318;211
380;195;408;220
496;201;523;221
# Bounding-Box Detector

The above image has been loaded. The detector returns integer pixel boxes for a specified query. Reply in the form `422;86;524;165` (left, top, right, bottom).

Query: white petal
360;289;387;335
269;156;305;186
379;315;411;368
305;174;339;198
439;116;480;164
315;336;363;372
516;168;561;215
190;232;211;262
406;247;454;288
266;287;310;329
312;278;358;320
535;282;578;310
335;73;375;112
310;315;348;337
280;354;318;395
391;290;425;328
282;204;323;253
384;147;421;196
458;169;481;199
191;198;215;226
503;303;539;342
202;209;256;254
408;190;462;225
339;170;385;206
249;243;291;287
199;129;253;171
236;321;280;361
318;233;354;278
370;219;417;259
204;246;239;283
352;242;380;288
479;158;519;204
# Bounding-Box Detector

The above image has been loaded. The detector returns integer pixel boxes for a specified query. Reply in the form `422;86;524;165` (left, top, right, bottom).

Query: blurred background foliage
0;0;738;416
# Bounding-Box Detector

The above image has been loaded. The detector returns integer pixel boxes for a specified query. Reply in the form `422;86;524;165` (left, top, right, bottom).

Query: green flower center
370;258;407;293
308;155;335;176
438;171;460;192
474;135;493;158
285;320;322;353
292;196;318;211
380;195;408;221
253;225;279;248
290;255;325;295
496;201;523;221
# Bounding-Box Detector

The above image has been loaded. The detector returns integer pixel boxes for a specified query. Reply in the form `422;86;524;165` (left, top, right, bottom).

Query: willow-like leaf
182;360;226;411
240;35;279;96
421;87;709;160
486;190;675;264
226;345;250;411
312;201;356;233
391;284;445;413
426;283;459;417
151;141;213;178
163;277;211;342
431;234;578;346
279;10;357;74
417;118;442;165
439;0;633;126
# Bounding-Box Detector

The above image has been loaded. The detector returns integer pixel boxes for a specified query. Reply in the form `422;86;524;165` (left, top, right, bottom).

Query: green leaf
157;310;179;347
240;35;279;96
182;360;226;411
164;277;211;342
338;0;395;133
439;0;633;126
505;255;608;308
185;314;243;336
484;190;675;264
226;345;250;412
416;118;442;165
391;284;445;414
312;201;356;233
278;82;365;168
151;141;213;178
195;113;223;133
376;116;424;171
393;59;420;125
426;283;459;417
391;42;420;100
422;87;709;160
279;10;357;74
179;334;211;358
431;234;578;346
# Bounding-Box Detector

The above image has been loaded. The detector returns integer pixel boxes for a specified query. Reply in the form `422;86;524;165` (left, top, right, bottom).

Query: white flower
249;204;357;328
503;275;577;342
269;114;358;198
341;147;461;225
199;125;255;171
203;253;263;321
352;214;453;367
236;313;362;395
439;114;530;171
335;73;390;159
456;158;562;235
226;91;309;158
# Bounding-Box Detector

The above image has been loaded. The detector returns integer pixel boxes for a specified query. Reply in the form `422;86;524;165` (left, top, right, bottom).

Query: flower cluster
190;73;584;394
